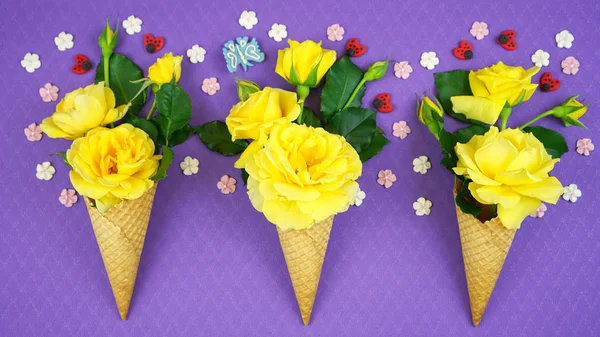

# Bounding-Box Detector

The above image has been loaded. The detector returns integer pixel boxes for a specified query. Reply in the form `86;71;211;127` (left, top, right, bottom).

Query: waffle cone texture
277;216;334;325
454;194;516;326
84;184;157;320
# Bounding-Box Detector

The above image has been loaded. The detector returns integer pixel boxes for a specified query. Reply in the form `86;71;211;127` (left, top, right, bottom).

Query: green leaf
301;107;322;128
241;168;249;185
155;83;192;144
359;132;390;162
434;70;484;125
50;152;71;167
325;107;376;152
439;129;458;173
320;56;366;122
196;121;248;156
126;115;158;142
95;53;146;115
168;124;194;147
523;126;568;159
152;146;174;181
454;125;489;143
455;188;483;218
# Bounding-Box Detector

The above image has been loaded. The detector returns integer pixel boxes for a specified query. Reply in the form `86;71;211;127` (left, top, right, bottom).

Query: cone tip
119;311;128;320
472;316;481;326
302;315;311;325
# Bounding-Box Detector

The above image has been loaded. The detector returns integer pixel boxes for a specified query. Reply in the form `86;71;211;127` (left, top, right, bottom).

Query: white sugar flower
555;30;574;49
54;32;74;51
36;162;55;181
187;44;206;64
180;156;199;176
562;184;581;203
353;187;366;207
122;15;143;35
268;23;288;42
21;53;41;73
239;10;258;30
412;156;431;174
531;49;550;67
420;52;439;70
413;197;432;216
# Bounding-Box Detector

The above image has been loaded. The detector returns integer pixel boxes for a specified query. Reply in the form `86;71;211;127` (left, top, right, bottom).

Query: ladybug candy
144;33;165;53
72;54;92;74
497;29;517;51
372;93;394;113
453;40;473;60
345;38;367;57
539;72;560;92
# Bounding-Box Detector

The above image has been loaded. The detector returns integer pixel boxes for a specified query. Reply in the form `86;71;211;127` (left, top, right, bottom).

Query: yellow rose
225;87;301;141
148;52;183;85
453;127;563;229
67;124;162;213
451;62;540;124
235;123;362;230
276;40;337;88
40;82;128;140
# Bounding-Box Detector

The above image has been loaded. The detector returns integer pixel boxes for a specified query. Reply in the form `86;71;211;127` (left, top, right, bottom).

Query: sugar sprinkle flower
187;44;206;64
555;30;574;49
268;23;288;42
122;15;143;35
531;49;550;67
392;121;411;139
562;184;582;203
353;187;366;207
201;77;220;95
529;203;547;218
21;53;41;73
239;10;258;30
576;138;594;156
217;175;237;194
326;24;345;42
36;162;55;181
394;61;412;79
412;156;431;174
470;21;489;40
59;189;78;207
54;32;74;51
413;197;432;216
180;156;199;175
561;56;580;75
377;169;396;188
24;123;42;142
39;83;59;102
420;52;439;70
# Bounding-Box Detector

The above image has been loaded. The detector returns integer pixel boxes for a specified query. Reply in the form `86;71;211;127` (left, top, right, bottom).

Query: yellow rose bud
236;78;261;101
225;87;301;141
417;94;444;140
66;124;162;213
566;99;587;120
98;17;118;58
40;82;129;140
275;39;337;88
236;123;362;230
148;52;183;85
453;127;563;229
450;62;540;124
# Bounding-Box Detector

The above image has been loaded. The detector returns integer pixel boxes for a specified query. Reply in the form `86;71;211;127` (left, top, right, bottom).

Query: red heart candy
71;54;92;75
497;30;517;51
144;33;165;53
345;38;367;57
539;72;560;92
453;40;473;60
373;93;393;113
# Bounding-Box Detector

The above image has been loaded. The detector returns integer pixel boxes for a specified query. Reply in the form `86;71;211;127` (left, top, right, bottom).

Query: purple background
1;0;599;336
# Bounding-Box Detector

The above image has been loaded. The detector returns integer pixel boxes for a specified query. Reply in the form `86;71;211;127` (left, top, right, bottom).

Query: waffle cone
454;195;516;326
84;184;157;320
277;216;334;325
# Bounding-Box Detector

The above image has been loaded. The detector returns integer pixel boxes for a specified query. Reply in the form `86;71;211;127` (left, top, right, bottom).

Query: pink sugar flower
202;77;220;96
327;24;345;42
217;175;237;194
24;123;42;141
377;169;396;188
59;189;78;207
530;203;547;218
39;83;59;102
394;61;412;79
392;121;411;139
470;21;489;40
576;138;594;156
561;56;580;75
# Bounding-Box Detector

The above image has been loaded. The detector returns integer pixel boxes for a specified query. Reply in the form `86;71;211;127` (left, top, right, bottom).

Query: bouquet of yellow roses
198;39;390;324
419;62;589;326
41;19;194;320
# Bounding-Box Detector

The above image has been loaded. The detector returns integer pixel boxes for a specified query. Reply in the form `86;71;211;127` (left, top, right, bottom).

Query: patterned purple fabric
1;0;598;336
